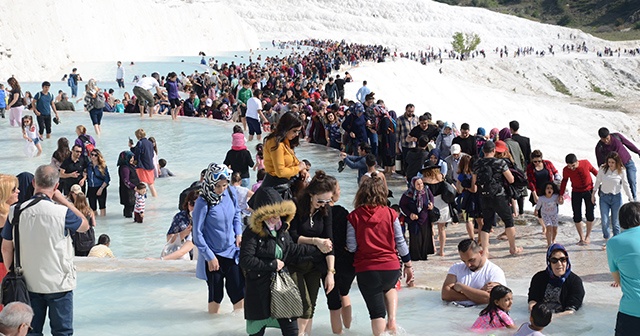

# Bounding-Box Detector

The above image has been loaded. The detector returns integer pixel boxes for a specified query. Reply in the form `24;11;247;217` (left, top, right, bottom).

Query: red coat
526;160;558;194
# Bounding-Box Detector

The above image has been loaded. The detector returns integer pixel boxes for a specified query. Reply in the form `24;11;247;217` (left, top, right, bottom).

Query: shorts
356;269;400;320
246;117;262;136
133;86;154;107
136;168;155;184
326;268;356;310
571;190;595;223
616;312;640;336
240;105;247;118
89;108;103;125
479;195;514;233
169;98;180;108
205;256;245;304
32;138;40;145
134;211;144;223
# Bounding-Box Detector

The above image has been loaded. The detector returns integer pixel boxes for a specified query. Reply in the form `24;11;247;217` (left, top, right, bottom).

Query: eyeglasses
316;199;332;204
549;257;568;264
20;323;32;331
532;160;542;164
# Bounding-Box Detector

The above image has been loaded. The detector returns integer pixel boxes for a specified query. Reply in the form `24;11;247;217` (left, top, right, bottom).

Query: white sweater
593;167;632;200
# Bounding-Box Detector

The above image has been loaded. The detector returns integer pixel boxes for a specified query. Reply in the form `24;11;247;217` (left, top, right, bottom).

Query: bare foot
510;246;523;256
497;232;508;241
386;319;397;334
577;240;586;246
438;250;445;257
584;238;591;245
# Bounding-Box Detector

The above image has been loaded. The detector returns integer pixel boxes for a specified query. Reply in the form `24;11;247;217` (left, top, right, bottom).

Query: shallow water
1;46;621;335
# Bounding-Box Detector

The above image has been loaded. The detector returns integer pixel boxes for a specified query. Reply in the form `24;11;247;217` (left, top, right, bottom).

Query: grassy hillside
435;0;640;40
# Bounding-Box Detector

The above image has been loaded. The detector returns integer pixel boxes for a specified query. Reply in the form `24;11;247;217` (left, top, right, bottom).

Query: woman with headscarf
527;243;585;316
421;163;451;257
376;105;397;175
240;187;320;336
192;163;244;314
84;79;105;135
399;176;435;261
117;150;139;218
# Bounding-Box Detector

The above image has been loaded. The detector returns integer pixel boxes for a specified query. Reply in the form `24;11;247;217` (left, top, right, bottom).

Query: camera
338;160;345;173
53;117;60;125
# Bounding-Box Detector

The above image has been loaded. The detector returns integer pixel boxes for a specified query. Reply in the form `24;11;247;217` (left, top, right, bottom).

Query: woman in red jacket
346;173;413;336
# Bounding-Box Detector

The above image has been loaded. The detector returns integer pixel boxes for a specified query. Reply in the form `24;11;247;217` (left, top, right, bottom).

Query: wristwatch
328;268;336;274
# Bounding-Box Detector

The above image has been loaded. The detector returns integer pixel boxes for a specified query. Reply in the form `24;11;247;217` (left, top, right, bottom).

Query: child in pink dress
471;285;516;331
253;143;264;171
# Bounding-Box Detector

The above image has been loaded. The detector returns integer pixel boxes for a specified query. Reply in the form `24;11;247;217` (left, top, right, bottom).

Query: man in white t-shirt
116;61;125;88
133;72;165;118
246;89;267;141
441;239;507;306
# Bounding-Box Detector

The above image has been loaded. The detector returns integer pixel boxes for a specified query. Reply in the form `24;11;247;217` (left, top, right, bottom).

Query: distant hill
435;0;640;39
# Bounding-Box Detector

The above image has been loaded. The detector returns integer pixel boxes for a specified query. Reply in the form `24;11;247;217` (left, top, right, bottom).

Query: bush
557;14;572;26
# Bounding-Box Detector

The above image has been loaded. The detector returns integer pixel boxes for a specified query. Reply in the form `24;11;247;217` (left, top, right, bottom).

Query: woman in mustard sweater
260;112;308;200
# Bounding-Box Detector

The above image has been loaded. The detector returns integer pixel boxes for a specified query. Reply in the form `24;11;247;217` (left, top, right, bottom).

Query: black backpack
475;159;504;197
510;166;528;187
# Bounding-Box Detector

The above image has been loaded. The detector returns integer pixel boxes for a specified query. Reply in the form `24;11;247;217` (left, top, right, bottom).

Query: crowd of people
2;38;640;335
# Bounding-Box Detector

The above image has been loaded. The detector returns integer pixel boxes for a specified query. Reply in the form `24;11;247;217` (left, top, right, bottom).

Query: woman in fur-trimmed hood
240;187;321;335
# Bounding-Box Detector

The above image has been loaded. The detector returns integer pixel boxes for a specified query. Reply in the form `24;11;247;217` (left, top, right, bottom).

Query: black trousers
37;114;52;135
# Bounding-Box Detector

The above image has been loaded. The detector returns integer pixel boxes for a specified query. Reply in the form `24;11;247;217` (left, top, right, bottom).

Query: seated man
54;93;75;111
441;239;507;306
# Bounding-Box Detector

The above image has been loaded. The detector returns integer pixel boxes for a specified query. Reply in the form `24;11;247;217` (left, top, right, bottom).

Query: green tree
451;32;482;56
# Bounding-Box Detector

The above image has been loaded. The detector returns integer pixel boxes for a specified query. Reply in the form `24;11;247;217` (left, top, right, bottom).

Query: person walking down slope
596;127;640;201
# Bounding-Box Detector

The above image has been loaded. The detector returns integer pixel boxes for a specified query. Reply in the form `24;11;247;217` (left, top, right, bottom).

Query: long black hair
296;170;334;218
478;285;512;328
265;112;302;151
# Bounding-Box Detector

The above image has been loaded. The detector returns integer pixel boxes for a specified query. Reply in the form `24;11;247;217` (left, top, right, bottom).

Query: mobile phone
128;137;134;144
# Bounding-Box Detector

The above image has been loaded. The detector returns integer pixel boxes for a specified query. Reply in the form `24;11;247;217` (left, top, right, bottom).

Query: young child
0;84;6;118
134;183;147;223
88;234;115;258
253;143;264;171
115;99;125;113
72;192;96;256
471;285;516;331
251;168;266;193
21;115;42;157
514;302;552;336
230;172;253;227
534;182;561;247
158;159;174;178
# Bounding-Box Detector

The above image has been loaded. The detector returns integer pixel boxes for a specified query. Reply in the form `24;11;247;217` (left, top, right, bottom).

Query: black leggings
325;268;356;310
87;187;107;210
356;270;400;320
205;256;245;304
250;318;298;336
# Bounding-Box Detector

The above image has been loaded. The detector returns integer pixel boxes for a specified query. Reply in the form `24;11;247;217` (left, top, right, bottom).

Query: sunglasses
316;199;332;204
91;153;98;157
549;257;568;264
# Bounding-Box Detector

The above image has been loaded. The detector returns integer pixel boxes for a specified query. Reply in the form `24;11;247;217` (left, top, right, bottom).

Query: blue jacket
192;187;242;281
87;163;110;188
0;90;6;108
132;138;155;170
345;155;368;183
342;113;367;144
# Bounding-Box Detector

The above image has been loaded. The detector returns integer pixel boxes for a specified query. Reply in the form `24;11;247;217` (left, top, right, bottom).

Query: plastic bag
24;141;38;158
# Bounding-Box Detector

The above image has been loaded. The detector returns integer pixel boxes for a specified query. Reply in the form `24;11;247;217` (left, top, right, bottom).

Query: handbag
270;270;303;319
1;196;45;305
428;204;440;223
441;182;458;204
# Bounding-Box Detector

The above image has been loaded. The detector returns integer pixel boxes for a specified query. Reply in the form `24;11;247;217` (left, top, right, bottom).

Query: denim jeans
241;177;250;188
70;84;78;97
625;160;637;201
599;192;622;239
366;130;378;156
29;291;74;336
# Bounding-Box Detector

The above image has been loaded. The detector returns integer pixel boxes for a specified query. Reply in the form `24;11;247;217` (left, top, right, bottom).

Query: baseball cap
451;144;461;155
495;140;508;153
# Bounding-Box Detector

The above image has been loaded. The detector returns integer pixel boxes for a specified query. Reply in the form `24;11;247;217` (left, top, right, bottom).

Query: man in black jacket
510;120;532;165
